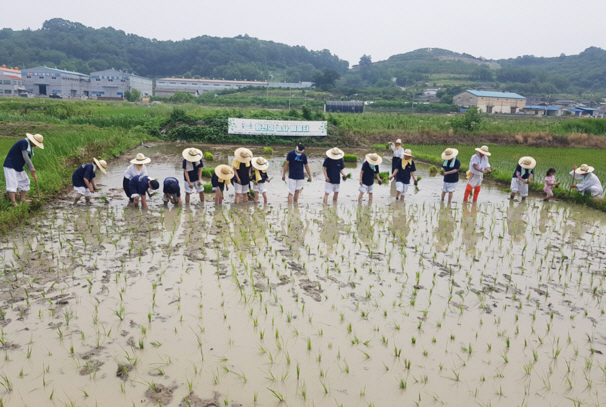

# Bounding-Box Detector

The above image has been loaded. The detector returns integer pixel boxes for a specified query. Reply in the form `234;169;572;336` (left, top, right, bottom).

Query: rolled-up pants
464;174;483;202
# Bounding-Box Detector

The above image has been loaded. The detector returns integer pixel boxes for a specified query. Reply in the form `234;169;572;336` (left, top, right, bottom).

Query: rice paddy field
0;144;605;406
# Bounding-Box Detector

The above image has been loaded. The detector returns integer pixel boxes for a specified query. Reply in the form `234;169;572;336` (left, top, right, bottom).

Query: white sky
2;0;605;66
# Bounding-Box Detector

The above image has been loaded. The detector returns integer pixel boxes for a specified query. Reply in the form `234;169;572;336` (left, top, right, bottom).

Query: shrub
343;154;358;162
264;147;274;154
201;168;214;178
204;151;214;161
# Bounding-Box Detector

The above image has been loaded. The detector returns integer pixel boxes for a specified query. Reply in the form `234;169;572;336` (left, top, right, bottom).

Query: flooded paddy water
1;144;606;406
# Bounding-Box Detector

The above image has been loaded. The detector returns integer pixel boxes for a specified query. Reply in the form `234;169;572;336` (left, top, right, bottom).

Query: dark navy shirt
442;158;461;183
129;175;150;196
182;159;203;182
235;164;251;185
254;170;269;184
513;164;534;180
3;139;30;172
72;163;95;187
323;157;345;185
396;160;416;184
361;161;379;186
286;150;308;180
163;177;180;197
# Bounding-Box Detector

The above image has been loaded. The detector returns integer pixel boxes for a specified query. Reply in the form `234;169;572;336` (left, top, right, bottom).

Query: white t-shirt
570;171;603;195
469;154;490;176
123;164;148;180
391;145;404;159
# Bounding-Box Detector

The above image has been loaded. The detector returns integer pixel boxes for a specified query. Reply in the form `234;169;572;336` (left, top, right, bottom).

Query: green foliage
124;89;141;102
264;147;274;154
201;168;214;178
204;152;214;161
343;154;358;162
450;106;482;132
203;184;213;193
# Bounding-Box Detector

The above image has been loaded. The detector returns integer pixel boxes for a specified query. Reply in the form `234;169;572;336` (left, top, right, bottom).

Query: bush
264;147;274;154
201;168;214;178
204;151;214;161
343;154;358;162
450;106;482;132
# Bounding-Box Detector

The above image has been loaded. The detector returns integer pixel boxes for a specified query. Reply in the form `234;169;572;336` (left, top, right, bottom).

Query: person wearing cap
233;147;253;204
3;133;44;206
464;145;492;202
359;153;383;201
570;164;603;197
282;143;312;203
390;139;404;173
323;148;347;203
251;157;271;204
441;148;461;204
182;148;205;205
129;174;159;210
389;149;417;201
162;177;181;207
123;153;150;203
72;158;107;205
510;157;536;201
212;165;234;205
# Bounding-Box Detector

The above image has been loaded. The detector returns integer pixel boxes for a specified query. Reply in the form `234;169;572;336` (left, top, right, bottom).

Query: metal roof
23;66;89;77
546;106;561;111
524;105;546;109
462;90;525;99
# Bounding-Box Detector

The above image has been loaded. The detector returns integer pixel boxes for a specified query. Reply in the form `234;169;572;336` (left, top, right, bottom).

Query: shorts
467;173;483;188
74;186;91;197
184;180;204;194
253;183;268;194
358;184;374;194
325;182;340;194
510;178;529;197
396;182;409;194
4;167;30;193
442;182;457;193
234;182;250;194
212;183;225;192
288;179;304;195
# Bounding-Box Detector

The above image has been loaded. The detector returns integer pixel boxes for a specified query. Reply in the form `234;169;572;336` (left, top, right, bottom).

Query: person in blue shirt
129;175;160;210
440;148;461;204
323;148;347;203
3;133;44;206
389;149;417;201
232;147;253;204
72;158;107;205
182;148;205;205
358;153;383;202
162;177;181;207
510;156;536;201
282;144;312;203
212;165;234;205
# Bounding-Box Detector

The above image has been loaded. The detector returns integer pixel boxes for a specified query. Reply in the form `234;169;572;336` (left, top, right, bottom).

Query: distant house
554;99;578;107
0;74;26;97
522;105;562;117
453;90;526;114
422;87;441;97
22;66;90;98
324;101;363;113
154;78;268;97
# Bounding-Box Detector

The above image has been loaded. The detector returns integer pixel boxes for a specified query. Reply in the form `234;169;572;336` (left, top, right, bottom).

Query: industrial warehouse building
0;74;26;97
324;101;364;113
454;90;526;114
154;78;313;97
90;69;153;98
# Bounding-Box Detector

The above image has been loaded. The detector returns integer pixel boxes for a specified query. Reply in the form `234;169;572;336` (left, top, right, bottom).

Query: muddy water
0;144;605;406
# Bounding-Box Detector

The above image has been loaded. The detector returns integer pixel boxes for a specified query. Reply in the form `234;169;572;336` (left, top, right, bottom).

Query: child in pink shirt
543;168;559;201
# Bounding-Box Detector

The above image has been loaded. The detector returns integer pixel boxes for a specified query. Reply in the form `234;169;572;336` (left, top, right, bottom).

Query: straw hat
575;164;595;175
475;146;491;156
441;148;459;161
394;139;402;145
251;157;269;171
365;153;383;165
93;158;108;175
130;153;151;165
214;164;235;180
326;147;344;160
518;156;536;170
26;133;44;149
403;149;414;158
234;147;253;163
182;148;203;162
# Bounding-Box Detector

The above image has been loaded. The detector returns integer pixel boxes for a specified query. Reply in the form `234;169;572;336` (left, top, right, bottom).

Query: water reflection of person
320;203;340;251
538;206;552;234
212;206;230;247
357;204;378;250
232;205;254;251
506;200;527;244
390;204;410;247
461;202;482;255
162;205;182;234
434;205;456;252
283;204;309;254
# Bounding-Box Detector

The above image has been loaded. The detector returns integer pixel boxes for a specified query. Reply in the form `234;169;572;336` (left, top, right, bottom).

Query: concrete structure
0;74;26;97
422;87;441;97
90;69;153;98
0;65;21;78
155;78;269;97
22;66;90;98
522;105;562;117
454;90;526;114
268;82;313;89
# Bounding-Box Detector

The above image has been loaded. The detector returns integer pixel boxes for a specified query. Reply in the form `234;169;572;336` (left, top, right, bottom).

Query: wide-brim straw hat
130;153;151;165
475;145;491;156
251;157;270;171
93;158;108;175
441;148;459;161
365;153;383;165
518;156;536;170
575;164;595;175
215;164;235;180
26;133;44;149
234;147;253;163
326;147;344;160
403;148;414;158
394;139;402;145
182;148;203;162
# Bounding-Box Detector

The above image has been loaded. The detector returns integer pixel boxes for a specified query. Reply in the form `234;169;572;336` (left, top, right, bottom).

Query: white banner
228;118;327;137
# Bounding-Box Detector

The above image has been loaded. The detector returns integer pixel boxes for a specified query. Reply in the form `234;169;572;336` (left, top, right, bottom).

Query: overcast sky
3;0;606;65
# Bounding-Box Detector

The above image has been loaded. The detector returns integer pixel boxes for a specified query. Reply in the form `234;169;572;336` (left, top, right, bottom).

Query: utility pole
288;83;291;110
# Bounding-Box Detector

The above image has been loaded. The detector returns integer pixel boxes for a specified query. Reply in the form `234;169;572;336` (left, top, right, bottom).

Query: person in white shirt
123;153;150;203
464;145;492;202
570;164;603;197
390;139;404;173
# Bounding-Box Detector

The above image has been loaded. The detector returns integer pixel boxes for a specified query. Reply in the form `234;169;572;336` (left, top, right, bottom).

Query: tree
470;66;493;81
312;69;340;90
359;55;372;69
124;88;141;102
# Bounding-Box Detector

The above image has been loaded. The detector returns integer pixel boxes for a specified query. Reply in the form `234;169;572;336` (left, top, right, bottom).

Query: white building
0;74;26;97
155;78;269;97
268;82;313;89
90;69;153;98
422;87;441;97
22;66;90;98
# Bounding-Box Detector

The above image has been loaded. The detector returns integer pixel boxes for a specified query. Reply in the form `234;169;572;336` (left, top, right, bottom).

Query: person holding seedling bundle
212;164;234;205
543;168;559;202
251;157;271;204
390;139;404;173
123;153;150;203
233;147;253;204
72;158;107;205
359;153;383;201
129;174;159;210
323;147;347;203
464;145;492;202
389;149;417;201
510;156;536;201
182;147;205;205
440;148;460;204
162;177;181;207
282;144;312;203
570;164;603;197
3;133;44;207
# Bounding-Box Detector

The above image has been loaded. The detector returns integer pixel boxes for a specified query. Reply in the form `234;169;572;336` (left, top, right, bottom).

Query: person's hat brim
26;133;44;149
182;148;203;162
441;148;459;161
365;154;383;165
575;166;595;174
475;147;491;156
518;156;536;170
326;148;344;160
234;148;253;163
130;157;151;165
93;158;107;175
215;164;235;180
251;157;270;171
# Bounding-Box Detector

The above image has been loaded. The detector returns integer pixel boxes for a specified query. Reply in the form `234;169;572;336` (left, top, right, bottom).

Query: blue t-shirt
3;139;30;172
286;150;308;180
442;158;461;183
235;164;251;185
396;160;416;184
323;157;344;185
72;163;95;187
182;159;203;182
129;175;150;196
512;164;534;180
163;177;180;197
361;161;379;186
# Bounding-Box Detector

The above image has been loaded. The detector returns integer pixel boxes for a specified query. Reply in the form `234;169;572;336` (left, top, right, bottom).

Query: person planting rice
464;145;492;202
323;147;347;203
123;153;150;203
212;165;234;205
251;157;270;204
129;174;159;210
510;156;536;202
182;147;205;205
3;133;44;207
389;149;416;201
570;164;603;197
162;177;181;207
440;148;460;204
543;168;559;202
390;139;404;173
359;153;383;201
282;143;312;203
72;158;107;205
233;147;253;204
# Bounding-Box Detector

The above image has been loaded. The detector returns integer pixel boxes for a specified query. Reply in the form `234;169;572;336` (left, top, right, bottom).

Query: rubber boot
463;184;473;202
473;186;481;202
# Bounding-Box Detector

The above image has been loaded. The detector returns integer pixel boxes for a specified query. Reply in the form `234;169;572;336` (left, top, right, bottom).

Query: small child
358;153;383;201
212;165;234;205
251;157;270;204
543;168;559;201
162;177;181;207
182;147;205;205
